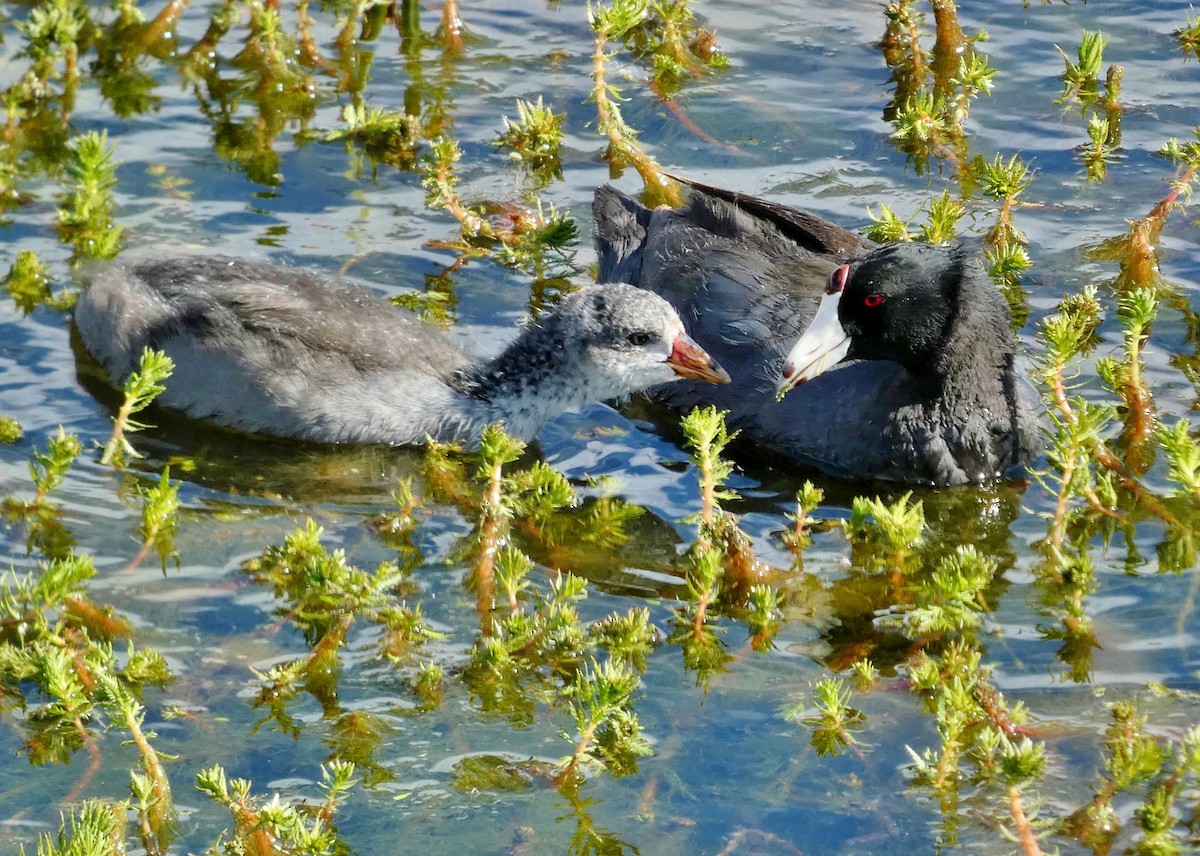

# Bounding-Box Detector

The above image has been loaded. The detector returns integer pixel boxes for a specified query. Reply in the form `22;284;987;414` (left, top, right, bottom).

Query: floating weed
785;676;866;758
326;102;420;171
195;760;357;855
0;416;23;444
557;657;651;786
619;0;728;97
23;426;82;510
783;479;824;554
496;95;566;185
879;0;990;174
1100;289;1158;470
100;347;173;467
25;800;128;856
1155;420;1200;504
243;519;437;725
845;492;925;580
1177;11;1200;62
1089;127;1200;294
4;249;72;314
131;468;181;573
1055;29;1108;107
423;136;581;282
864;202;914;243
56;129;122;261
1053;30;1124;180
588;0;681;207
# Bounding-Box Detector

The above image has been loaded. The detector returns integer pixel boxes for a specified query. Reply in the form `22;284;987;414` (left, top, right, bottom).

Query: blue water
3;1;1200;853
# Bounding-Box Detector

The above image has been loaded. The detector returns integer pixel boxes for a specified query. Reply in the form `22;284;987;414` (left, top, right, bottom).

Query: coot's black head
780;243;1006;391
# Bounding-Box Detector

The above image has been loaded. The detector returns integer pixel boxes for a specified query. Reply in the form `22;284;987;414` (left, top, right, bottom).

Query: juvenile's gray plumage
593;181;1045;486
75;256;729;444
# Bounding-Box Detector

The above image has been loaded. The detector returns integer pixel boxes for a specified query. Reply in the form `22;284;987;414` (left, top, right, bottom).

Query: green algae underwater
4;0;1200;853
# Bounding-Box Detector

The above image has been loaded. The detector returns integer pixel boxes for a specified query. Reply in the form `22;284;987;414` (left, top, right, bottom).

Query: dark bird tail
592;185;653;285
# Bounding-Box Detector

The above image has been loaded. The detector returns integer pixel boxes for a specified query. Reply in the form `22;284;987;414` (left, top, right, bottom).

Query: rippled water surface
3;0;1200;853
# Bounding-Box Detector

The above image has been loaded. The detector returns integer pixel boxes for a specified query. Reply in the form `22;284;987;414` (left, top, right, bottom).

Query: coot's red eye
863;293;885;308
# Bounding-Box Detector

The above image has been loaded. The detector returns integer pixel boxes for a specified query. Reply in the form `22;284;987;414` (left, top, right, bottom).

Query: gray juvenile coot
593;180;1044;486
75;256;730;445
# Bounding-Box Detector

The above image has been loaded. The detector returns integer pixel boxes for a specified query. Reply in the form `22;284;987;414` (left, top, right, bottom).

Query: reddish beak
667;331;731;384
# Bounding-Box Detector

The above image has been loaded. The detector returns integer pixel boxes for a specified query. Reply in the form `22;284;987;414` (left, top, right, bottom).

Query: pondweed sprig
196;761;357;856
1177;11;1200;62
785;676;865;757
1055;30;1107;106
100;347;173;466
27;426;82;509
970;151;1035;308
783;480;824;553
0;416;23;444
1155;420;1200;504
423;135;581;282
557;657;651;786
845;492;925;580
619;0;728;97
1097;289;1157;468
244;520;438;725
679;405;738;533
132;468;181;573
25;800;128;856
56;130;122;261
904;545;994;636
496;96;566;186
4;249;73;313
864;190;966;246
1054;30;1124;180
1090;126;1200;294
326;102;420;171
879;0;992;174
588;0;681;206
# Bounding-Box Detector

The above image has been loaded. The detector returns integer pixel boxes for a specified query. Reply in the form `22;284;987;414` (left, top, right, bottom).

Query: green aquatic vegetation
133;468;181;573
558;657;651;785
0;416;23;443
864;190;966;245
1156;420;1200;503
4;249;73;314
783;480;823;553
785;675;865;757
845;492;925;578
0;427;81;559
423;135;580;282
24;426;82;510
16;0;93;85
56;130;123;261
879;0;992;175
326;103;421;171
588;0;682;208
1089;129;1200;295
243;519;439;726
1054;30;1124;180
496;96;566;186
620;0;728;97
1055;29;1107;106
24;800;128;856
0;552;175;839
1177;11;1200;62
196;760;357;856
100;347;174;467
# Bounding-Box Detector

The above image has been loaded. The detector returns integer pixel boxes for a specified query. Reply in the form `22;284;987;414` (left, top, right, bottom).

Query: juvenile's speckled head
455;282;728;438
551;283;730;397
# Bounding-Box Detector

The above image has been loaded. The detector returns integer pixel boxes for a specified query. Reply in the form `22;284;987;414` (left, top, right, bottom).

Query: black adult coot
74;256;730;445
593;180;1044;485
